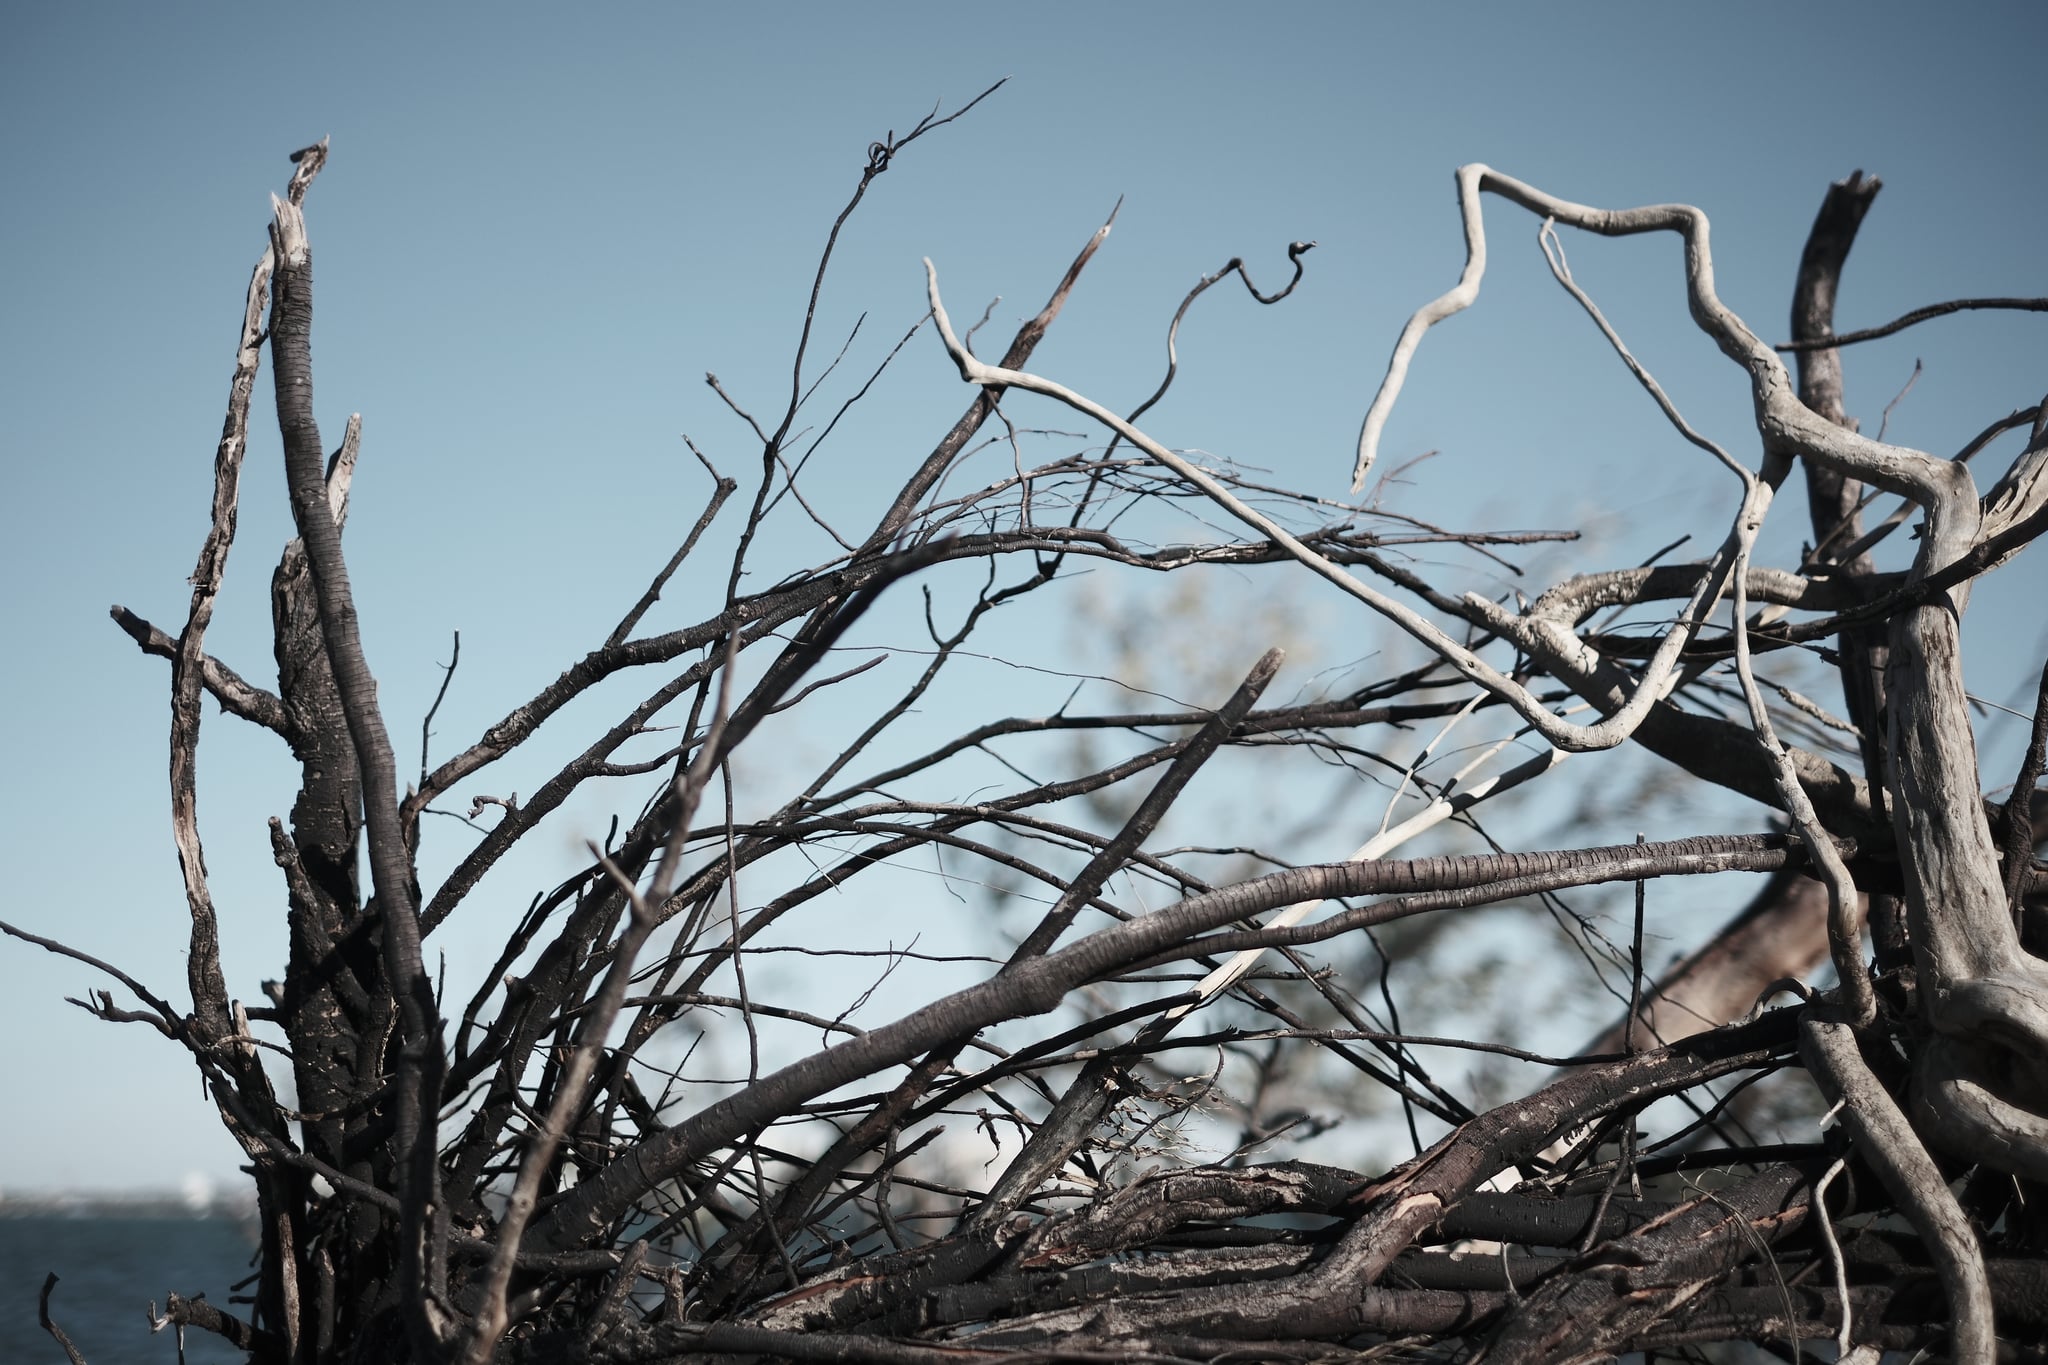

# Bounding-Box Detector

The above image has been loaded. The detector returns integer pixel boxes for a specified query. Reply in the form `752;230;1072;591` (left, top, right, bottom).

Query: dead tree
12;96;2048;1364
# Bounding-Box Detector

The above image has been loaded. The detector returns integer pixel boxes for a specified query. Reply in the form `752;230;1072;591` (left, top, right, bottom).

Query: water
0;1217;257;1364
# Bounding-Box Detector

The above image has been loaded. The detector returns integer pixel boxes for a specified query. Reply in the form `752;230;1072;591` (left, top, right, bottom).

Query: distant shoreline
0;1191;257;1221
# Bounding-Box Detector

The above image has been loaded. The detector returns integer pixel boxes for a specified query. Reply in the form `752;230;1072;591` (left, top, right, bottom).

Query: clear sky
3;3;2043;1194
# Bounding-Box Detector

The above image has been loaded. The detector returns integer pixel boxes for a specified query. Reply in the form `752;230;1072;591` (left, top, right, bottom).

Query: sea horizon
2;1207;257;1363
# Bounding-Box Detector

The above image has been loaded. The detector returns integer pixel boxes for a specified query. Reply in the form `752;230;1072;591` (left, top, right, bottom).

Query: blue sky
3;3;2043;1193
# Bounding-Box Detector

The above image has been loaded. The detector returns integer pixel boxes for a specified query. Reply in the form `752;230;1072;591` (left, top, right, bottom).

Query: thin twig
606;441;737;649
1774;295;2048;351
929;258;1734;757
419;631;460;788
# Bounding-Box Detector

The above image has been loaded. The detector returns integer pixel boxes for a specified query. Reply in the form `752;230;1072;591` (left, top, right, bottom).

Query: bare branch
418;630;460;790
108;604;288;733
2001;658;2048;915
1775;294;2048;351
929;258;1732;756
69;127;2048;1364
268;159;452;1353
1804;1018;1994;1364
38;1275;88;1365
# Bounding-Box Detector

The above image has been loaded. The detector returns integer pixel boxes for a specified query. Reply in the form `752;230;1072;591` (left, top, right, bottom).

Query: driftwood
10;99;2048;1364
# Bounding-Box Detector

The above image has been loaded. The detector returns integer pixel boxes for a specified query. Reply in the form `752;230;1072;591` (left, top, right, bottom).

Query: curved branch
1125;239;1315;432
1804;1019;1993;1365
927;259;1732;757
1775;295;2048;352
1356;165;1976;552
1352;166;2048;1190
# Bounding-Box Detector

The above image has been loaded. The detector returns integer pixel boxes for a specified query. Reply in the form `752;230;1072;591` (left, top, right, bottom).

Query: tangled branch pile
14;98;2048;1364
